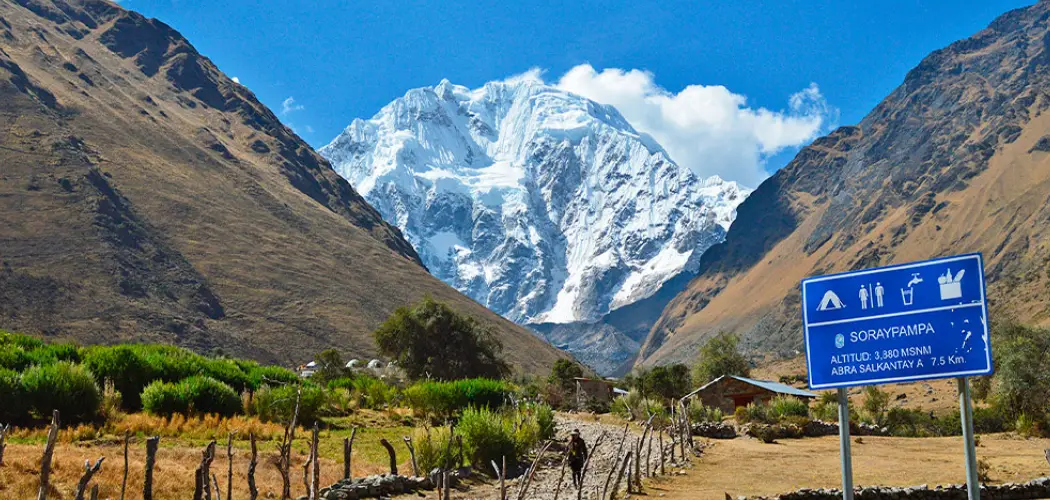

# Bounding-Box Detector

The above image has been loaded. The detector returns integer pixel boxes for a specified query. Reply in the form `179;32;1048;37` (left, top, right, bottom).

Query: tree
861;385;890;425
982;321;1050;425
548;359;583;392
635;364;691;402
313;349;349;384
692;332;750;386
373;297;509;381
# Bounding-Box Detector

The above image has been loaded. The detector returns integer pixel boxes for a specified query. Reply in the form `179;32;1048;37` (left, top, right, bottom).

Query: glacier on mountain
320;76;749;363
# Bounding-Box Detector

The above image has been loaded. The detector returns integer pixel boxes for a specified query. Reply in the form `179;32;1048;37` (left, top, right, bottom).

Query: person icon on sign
875;282;884;308
859;285;869;310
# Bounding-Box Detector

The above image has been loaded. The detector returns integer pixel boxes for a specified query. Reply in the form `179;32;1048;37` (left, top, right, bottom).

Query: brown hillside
0;0;569;373
639;1;1050;367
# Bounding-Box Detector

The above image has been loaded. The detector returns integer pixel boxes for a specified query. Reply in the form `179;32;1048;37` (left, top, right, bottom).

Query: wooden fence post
659;430;665;475
380;438;398;475
144;436;159;500
0;422;10;466
403;436;419;477
344;427;357;480
516;440;553;500
609;452;632;500
193;440;216;500
74;457;105;500
226;433;234;500
37;410;60;500
302;447;312;499
576;431;606;500
311;423;320;500
248;433;259;500
277;387;302;500
120;431;129;500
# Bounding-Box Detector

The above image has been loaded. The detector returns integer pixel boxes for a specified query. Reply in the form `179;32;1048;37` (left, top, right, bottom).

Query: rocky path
473;414;682;500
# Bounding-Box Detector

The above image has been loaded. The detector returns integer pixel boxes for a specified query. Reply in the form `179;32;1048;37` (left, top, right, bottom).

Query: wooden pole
380;438;398;475
90;485;98;500
609;452;632;500
403;436;419;477
576;431;606;500
633;437;642;491
0;422;8;466
212;473;221;500
248;433;259;500
646;424;653;477
193;441;216;500
301;447;311;499
500;455;506;500
658;429;665;475
37;410;59;500
144;436;159;500
74;457;105;500
277;387;302;500
311;423;320;500
226;433;234;500
121;431;129;500
517;440;554;500
551;455;569;500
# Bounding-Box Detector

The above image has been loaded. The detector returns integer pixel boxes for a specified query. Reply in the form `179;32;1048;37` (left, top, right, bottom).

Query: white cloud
231;76;240;84
281;96;304;115
554;64;836;186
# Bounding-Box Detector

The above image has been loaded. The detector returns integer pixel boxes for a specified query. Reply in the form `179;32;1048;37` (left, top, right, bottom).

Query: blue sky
124;0;1032;184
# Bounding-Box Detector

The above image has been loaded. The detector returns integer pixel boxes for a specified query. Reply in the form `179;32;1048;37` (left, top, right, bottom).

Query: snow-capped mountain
320;76;749;353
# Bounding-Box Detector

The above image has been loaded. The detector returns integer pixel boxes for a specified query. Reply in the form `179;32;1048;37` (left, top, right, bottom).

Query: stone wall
744;477;1050;500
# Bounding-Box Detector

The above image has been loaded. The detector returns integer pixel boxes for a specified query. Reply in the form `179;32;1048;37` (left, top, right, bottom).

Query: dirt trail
646;433;1050;499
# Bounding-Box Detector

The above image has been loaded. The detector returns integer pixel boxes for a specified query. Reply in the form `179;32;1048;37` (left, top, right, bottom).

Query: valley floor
646;433;1050;499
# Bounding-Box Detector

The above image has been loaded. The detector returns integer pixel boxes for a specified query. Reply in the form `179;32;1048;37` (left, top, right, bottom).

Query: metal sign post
958;377;980;500
837;387;854;500
801;253;992;500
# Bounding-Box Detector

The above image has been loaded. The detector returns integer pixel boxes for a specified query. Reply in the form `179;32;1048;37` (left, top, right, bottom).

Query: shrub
414;426;457;472
0;346;31;372
183;376;241;417
404;378;511;420
141;380;189;417
0;331;44;350
861;386;890;425
200;359;251;394
687;399;724;423
534;403;555;441
0;368;28;424
610;389;667;423
736;403;768;424
249;365;299;389
82;345;157;411
457;406;519;470
25;343;80;366
141;376;240;417
21;362;101;424
767;396;809;421
252;384;326;425
351;376;399;410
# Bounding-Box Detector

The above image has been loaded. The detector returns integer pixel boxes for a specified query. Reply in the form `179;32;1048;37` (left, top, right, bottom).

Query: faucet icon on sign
901;273;922;306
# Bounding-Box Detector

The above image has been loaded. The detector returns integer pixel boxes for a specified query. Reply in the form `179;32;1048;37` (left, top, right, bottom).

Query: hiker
568;428;588;488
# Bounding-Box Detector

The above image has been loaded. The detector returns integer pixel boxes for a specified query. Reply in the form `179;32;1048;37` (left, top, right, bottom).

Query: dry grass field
0;410;418;499
647;433;1050;499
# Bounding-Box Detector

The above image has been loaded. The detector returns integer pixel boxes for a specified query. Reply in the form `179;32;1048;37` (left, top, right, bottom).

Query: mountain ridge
637;0;1050;367
0;0;569;374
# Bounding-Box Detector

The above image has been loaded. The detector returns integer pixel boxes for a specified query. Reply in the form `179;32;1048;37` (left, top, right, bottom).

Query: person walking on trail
568;428;588;488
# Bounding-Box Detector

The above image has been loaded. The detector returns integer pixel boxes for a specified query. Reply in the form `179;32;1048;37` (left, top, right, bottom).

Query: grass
0;409;422;499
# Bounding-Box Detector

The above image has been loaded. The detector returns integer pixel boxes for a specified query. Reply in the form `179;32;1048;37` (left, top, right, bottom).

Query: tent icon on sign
817;290;845;311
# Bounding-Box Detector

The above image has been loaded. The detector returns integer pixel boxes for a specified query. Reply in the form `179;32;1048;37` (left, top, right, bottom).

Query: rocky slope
0;0;569;373
320;78;747;372
638;0;1050;367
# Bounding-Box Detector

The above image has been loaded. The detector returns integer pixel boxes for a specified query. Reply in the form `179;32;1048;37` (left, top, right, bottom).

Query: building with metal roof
682;375;817;413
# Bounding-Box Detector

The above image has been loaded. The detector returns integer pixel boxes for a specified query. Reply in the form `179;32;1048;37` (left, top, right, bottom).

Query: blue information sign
802;253;992;390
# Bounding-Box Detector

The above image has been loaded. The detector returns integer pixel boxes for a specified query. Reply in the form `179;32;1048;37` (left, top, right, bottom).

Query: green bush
249;365;299;389
200;359;251;394
351;376;399;410
252;384;326;424
21;362;101;424
457;406;519;471
0;368;28;424
404;378;511;420
141;380;189;417
414;426;457;472
0;345;31;372
610;389;667;423
82;345;158;411
534;403;555;441
736;403;768;424
767;396;809;421
687;399;724;423
0;331;44;350
183;376;241;417
141;376;240;417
